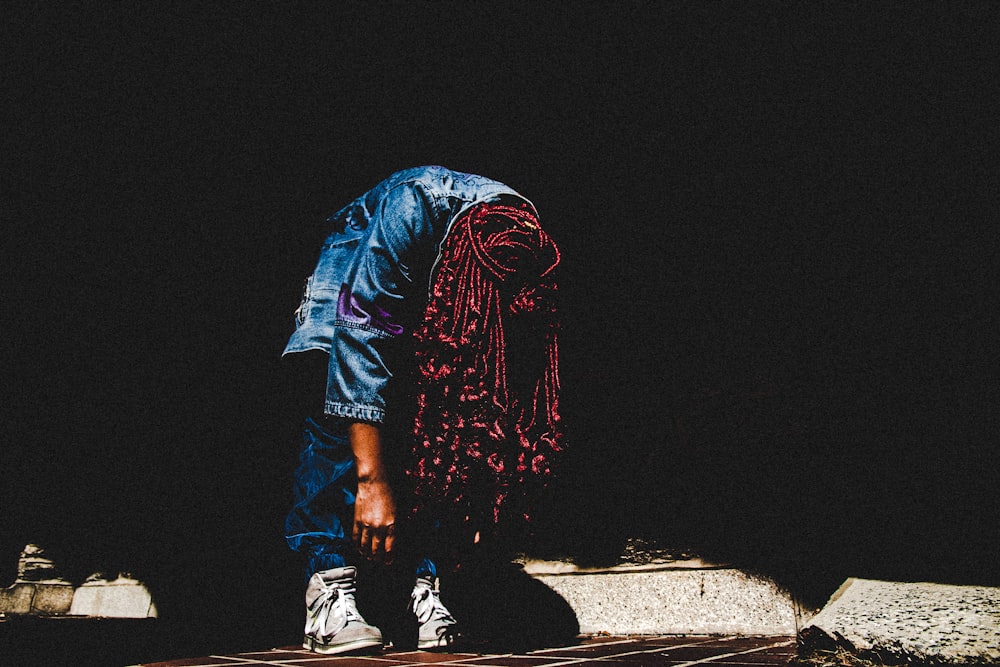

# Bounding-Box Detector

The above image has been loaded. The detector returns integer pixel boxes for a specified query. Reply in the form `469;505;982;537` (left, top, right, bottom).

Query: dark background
3;2;998;660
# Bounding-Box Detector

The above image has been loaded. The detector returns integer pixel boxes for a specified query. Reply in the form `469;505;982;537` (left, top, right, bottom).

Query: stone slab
799;578;1000;665
0;583;36;615
528;561;807;635
69;577;158;618
30;583;74;614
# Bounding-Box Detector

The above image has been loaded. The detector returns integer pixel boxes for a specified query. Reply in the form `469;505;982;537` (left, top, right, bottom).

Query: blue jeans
285;417;435;581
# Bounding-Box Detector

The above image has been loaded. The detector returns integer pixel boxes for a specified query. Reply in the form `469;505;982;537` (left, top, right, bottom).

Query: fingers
354;521;396;564
371;530;386;563
384;531;396;564
354;520;368;558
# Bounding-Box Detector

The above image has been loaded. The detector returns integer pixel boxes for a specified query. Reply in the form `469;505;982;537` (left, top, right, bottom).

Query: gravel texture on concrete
799;578;1000;665
527;559;807;635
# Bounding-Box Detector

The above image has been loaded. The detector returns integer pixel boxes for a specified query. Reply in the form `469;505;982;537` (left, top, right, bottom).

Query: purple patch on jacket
337;284;404;336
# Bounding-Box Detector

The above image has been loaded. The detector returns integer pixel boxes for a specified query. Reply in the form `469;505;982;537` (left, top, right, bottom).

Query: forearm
348;420;397;562
348;421;390;482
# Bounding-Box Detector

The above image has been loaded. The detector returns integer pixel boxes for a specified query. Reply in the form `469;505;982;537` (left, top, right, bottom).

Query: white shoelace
411;583;455;625
309;582;364;637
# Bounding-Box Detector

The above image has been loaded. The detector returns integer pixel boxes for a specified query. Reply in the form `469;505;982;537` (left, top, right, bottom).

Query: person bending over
282;166;565;654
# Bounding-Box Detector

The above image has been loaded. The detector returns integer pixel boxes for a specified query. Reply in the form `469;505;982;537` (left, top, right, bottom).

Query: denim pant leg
285;417;357;580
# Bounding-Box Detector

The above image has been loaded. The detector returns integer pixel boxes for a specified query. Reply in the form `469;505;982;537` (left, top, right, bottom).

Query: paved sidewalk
140;635;798;667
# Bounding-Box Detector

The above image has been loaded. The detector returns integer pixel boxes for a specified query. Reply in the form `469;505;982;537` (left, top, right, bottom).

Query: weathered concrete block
69;576;157;618
528;560;806;635
800;578;1000;665
0;583;36;614
30;583;75;614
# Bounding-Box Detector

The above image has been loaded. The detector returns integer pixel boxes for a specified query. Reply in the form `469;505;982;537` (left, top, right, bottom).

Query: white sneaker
410;576;459;649
303;566;383;654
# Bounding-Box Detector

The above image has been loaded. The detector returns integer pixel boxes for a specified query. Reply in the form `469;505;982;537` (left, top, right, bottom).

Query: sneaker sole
417;635;455;650
304;635;384;655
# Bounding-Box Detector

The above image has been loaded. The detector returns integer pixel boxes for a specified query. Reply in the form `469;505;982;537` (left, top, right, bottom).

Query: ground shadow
440;559;580;653
348;556;579;654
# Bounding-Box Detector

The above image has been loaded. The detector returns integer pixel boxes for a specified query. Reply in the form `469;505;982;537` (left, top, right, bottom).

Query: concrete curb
0;581;76;616
525;559;813;636
0;545;157;619
799;578;1000;665
0;578;158;619
69;576;159;618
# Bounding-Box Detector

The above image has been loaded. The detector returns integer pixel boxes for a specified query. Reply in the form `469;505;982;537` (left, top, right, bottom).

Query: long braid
409;201;564;530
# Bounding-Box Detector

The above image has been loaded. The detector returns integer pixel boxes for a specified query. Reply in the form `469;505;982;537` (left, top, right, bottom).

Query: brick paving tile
141;657;254;667
140;637;797;667
713;651;798;665
712;660;797;666
236;648;414;663
600;651;729;663
534;638;709;659
587;639;795;667
450;656;582;667
386;651;490;663
585;661;699;667
684;638;786;650
729;652;795;664
618;646;759;662
276;660;380;666
141;664;251;667
234;648;320;661
711;642;795;659
609;644;784;664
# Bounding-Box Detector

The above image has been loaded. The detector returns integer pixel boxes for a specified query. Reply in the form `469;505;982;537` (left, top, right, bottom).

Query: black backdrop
4;2;998;657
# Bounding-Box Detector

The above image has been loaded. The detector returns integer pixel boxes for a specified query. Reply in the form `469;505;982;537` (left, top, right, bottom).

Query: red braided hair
409;201;564;529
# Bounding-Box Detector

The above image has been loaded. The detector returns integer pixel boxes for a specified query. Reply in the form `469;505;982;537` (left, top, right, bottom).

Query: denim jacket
283;166;535;423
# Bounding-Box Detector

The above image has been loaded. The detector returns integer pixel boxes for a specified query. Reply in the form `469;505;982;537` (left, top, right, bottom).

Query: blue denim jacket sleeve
284;166;529;423
323;182;436;422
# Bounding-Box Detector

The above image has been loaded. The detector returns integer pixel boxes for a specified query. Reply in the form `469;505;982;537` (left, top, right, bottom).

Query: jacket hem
324;402;386;423
281;343;330;357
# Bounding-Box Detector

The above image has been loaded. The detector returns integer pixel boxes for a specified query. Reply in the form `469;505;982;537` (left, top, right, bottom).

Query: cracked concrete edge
0;582;75;615
520;556;729;575
799;578;1000;665
529;563;812;636
0;579;158;618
